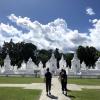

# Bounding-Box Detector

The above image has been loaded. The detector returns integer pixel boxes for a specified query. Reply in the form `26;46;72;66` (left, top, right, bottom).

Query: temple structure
59;55;67;70
0;53;100;77
95;57;100;69
70;53;80;74
81;61;87;70
46;53;57;75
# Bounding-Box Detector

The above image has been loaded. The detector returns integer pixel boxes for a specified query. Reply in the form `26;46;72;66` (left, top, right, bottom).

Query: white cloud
0;23;23;45
0;14;100;52
89;19;100;49
8;14;90;52
0;23;22;37
86;7;95;16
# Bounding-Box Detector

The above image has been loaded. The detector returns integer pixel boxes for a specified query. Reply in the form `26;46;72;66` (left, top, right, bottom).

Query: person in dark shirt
45;68;52;96
59;69;67;95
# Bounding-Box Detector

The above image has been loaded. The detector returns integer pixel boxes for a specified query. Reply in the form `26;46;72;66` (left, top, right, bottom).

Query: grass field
68;78;100;100
68;78;100;85
0;76;44;84
0;77;100;100
68;89;100;100
0;87;41;100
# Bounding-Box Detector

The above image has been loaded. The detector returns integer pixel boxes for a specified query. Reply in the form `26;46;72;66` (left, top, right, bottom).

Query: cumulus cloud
0;14;100;52
0;23;22;45
89;19;100;49
7;14;90;52
86;7;95;16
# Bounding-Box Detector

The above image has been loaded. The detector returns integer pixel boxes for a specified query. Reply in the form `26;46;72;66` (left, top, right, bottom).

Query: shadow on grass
67;94;76;99
47;94;58;99
67;89;72;92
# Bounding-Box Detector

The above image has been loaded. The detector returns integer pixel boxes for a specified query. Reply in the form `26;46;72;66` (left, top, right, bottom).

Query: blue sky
0;0;100;32
0;0;100;52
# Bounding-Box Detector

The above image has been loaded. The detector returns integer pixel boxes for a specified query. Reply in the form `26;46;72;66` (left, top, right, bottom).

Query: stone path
0;83;44;89
80;85;100;89
39;77;71;100
0;78;100;100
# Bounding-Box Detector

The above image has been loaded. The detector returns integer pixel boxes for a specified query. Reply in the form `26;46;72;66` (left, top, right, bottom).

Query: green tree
77;46;98;68
21;43;37;62
64;53;73;67
38;49;52;67
54;48;61;68
77;46;86;63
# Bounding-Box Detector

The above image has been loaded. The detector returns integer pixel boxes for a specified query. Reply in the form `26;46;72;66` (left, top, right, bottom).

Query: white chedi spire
72;53;78;60
4;54;11;63
4;54;11;70
20;61;26;70
38;61;43;69
26;57;37;70
71;53;80;74
13;65;18;71
38;61;44;76
50;53;56;62
95;57;100;69
46;53;57;74
59;55;67;70
81;61;86;70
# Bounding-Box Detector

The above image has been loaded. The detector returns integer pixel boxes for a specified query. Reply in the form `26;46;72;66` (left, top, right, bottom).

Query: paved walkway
0;83;44;89
0;78;100;100
80;85;100;89
39;78;71;100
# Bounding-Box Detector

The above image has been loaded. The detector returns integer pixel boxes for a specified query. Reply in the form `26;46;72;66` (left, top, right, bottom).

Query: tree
64;53;73;67
77;46;98;67
54;48;61;68
77;46;86;63
38;49;52;67
21;43;37;62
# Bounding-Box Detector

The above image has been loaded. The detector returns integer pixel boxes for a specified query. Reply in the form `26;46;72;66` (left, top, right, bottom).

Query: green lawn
0;87;41;100
68;78;100;85
68;78;100;100
0;76;44;84
68;89;100;100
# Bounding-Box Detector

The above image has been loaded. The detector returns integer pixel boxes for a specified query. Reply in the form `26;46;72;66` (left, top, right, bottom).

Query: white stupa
20;61;26;70
4;54;11;70
38;61;44;76
46;53;57;74
59;55;67;70
81;61;87;70
95;57;100;69
71;53;80;74
3;54;15;74
38;61;43;69
26;58;34;70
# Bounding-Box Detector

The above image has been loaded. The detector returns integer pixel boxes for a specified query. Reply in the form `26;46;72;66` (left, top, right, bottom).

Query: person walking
59;69;67;95
45;68;52;96
63;69;67;95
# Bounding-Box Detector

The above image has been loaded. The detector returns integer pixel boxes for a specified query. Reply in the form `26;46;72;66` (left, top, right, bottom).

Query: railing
68;74;100;79
0;73;41;78
0;73;100;79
